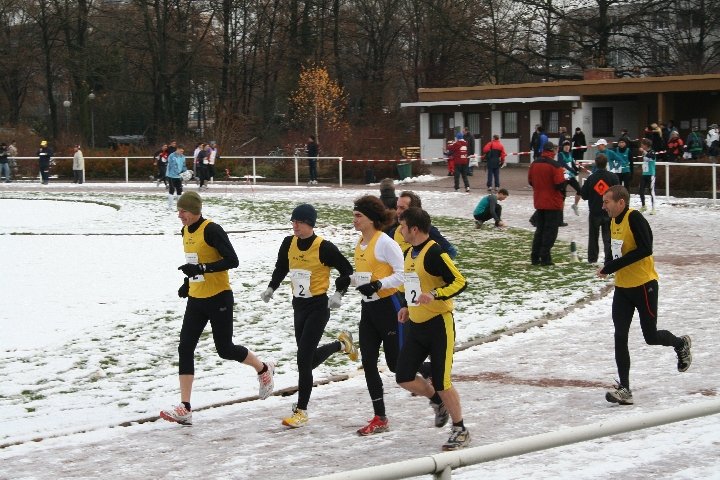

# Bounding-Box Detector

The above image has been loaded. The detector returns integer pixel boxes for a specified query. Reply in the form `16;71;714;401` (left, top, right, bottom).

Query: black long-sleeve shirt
600;208;653;275
410;238;466;301
181;217;239;272
268;234;353;294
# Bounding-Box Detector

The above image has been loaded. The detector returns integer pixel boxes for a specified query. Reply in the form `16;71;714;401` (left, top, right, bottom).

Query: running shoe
649;208;656;215
357;415;389;436
605;383;633;405
675;335;692;372
338;331;359;361
282;403;309;428
442;426;470;451
465;187;470;193
639;205;647;212
571;204;579;216
160;404;192;426
258;361;275;400
430;401;449;427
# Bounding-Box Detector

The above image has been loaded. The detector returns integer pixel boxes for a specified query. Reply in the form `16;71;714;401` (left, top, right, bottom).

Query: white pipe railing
307;398;720;480
5;157;718;197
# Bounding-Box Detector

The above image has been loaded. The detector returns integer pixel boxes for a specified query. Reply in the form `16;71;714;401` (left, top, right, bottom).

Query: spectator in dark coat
572;127;587;162
528;142;566;266
580;154;619;265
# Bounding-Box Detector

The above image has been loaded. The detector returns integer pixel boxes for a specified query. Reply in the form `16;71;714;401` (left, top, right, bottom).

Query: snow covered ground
1;178;719;479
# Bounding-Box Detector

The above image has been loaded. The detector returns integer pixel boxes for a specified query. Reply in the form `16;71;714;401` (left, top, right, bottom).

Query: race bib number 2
290;269;312;298
404;272;421;305
185;253;205;283
610;239;624;260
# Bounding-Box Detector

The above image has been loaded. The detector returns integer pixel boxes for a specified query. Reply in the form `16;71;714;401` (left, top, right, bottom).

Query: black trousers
530;209;562;264
454;164;470;189
178;290;249;375
360;295;402;417
612;280;682;389
168;177;183;195
587;214;612;264
474;205;502;226
292;295;340;410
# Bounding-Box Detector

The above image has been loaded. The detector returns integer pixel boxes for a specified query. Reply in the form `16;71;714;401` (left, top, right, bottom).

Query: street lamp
88;91;96;149
63;99;71;132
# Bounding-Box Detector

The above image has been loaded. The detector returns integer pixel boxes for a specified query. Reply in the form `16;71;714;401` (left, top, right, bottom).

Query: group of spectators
154;140;220;190
0;140;18;183
640;121;719;162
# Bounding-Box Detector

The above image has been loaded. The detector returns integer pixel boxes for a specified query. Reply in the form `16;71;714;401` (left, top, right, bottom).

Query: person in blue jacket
166;145;188;209
638;138;657;214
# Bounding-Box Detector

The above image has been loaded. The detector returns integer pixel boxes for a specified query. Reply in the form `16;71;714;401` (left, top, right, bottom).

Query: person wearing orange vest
160;192;275;426
395;206;469;451
598;185;692;406
351;195;405;436
261;203;356;428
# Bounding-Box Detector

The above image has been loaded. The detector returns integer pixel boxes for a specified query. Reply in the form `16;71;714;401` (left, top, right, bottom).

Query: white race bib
610;239;624;260
290;269;312;298
185;253;205;283
404;272;421;306
354;271;379;301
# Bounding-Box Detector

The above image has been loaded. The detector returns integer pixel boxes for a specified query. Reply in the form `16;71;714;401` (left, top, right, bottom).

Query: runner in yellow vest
395;206;470;451
598;185;692;405
351;195;405;436
260;204;356;428
160;192;275;426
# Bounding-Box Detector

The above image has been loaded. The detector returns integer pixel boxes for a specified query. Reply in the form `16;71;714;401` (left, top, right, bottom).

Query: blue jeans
0;163;9;181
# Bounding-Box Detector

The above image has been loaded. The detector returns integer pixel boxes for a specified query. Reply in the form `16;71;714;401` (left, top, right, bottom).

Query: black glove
178;263;205;277
357;280;382;297
178;278;189;298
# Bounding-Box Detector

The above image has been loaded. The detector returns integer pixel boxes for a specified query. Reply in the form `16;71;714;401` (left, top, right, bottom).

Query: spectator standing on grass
580;154;619;265
528;141;565;266
37;140;52;185
473;188;508;228
306;135;319;185
481;134;506;193
72;145;84;184
260;203;356;429
395;206;470;451
166;145;188;210
159;191;275;426
598;185;692;406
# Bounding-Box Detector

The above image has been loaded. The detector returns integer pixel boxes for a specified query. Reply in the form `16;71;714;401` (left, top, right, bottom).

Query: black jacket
580;168;619;216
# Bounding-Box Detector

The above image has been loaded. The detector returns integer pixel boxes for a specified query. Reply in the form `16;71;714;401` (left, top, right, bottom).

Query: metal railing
6;157;717;196
306;398;720;480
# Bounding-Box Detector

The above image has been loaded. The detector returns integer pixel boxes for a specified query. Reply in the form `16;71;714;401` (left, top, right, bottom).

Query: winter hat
543;141;556;151
455;132;464;141
177;191;202;214
594;139;608;146
291;203;317;227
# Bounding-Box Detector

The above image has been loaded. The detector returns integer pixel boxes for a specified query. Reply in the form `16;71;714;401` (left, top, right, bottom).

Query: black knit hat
291;203;317;227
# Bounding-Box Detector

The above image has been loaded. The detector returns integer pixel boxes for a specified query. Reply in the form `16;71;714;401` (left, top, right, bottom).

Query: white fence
6;157;718;197
306;398;720;480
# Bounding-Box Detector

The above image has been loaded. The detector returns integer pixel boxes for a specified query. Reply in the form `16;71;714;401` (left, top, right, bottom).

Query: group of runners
159;182;693;453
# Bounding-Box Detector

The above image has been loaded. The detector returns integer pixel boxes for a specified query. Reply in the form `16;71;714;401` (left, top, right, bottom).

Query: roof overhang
401;96;581;108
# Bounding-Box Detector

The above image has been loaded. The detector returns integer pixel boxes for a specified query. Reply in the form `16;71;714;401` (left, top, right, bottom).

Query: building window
464;113;481;137
503;111;518;137
542;111;560;135
592;107;614;137
429;113;453;138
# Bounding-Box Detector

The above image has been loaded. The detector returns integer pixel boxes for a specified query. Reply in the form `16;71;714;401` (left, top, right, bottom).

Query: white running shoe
258;361;275;399
160;404;192;425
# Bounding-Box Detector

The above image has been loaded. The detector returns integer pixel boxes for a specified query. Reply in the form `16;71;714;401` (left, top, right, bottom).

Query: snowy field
1;178;719;479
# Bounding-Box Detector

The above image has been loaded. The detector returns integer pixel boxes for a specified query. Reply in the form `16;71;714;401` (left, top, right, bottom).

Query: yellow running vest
404;240;454;323
183;220;231;298
354;231;398;299
288;236;330;297
610;208;658;288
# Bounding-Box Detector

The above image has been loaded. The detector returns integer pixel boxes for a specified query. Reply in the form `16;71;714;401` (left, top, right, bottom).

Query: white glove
260;287;274;303
328;291;343;309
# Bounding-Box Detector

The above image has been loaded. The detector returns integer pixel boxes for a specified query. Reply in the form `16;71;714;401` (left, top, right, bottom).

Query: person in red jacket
528;141;566;266
481;134;507;193
446;132;470;192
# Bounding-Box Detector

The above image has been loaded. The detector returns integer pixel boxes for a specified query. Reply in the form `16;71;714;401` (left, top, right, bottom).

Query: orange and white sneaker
160;404;192;426
357;415;389;436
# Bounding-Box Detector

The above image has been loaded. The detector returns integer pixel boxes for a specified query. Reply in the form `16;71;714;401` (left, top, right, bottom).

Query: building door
518;110;531;163
480;113;492;148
